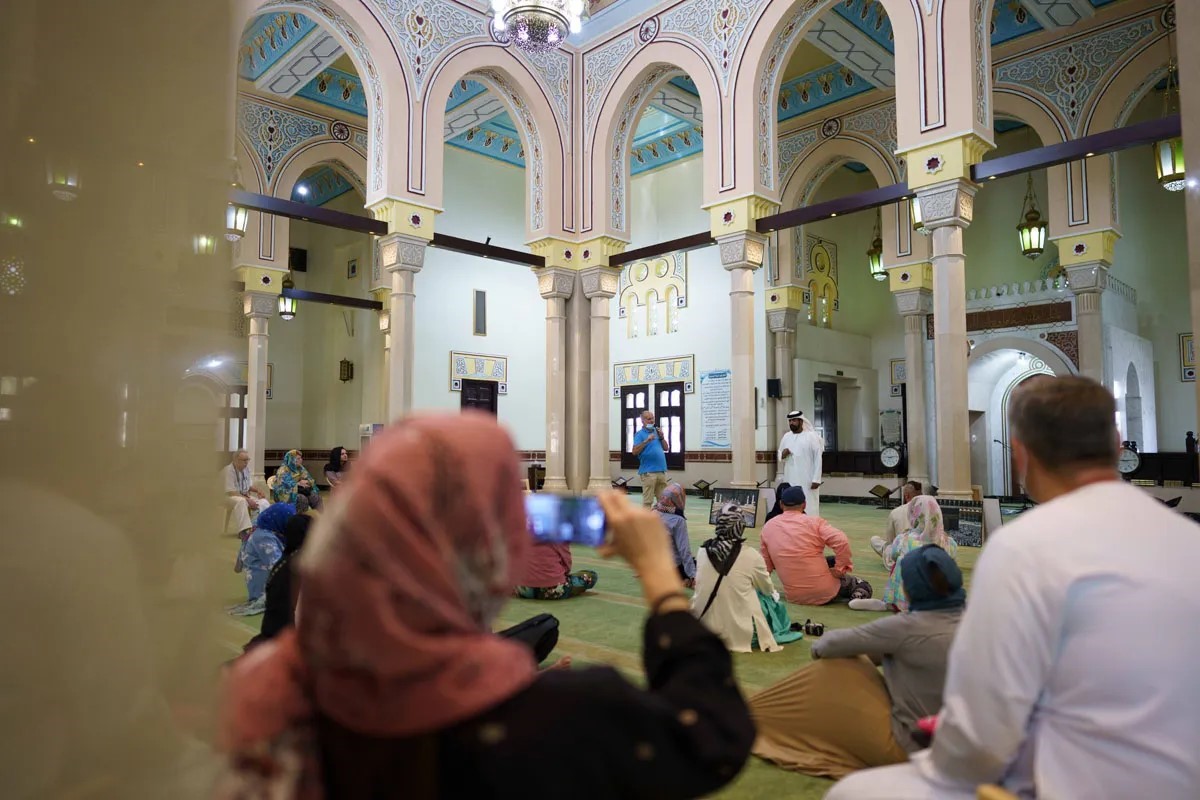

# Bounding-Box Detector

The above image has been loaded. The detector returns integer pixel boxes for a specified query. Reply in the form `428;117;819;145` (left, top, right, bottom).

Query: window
620;382;686;471
224;386;248;453
473;290;486;336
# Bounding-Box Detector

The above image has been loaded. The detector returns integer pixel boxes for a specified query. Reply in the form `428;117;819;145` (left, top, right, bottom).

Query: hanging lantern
1152;47;1185;192
46;161;80;201
1016;173;1047;259
225;188;250;243
910;195;929;236
192;234;216;255
339;358;355;382
278;274;298;320
867;210;885;281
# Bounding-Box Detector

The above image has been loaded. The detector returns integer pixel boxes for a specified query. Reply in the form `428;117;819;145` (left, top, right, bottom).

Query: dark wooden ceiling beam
231;189;388;235
972;114;1181;182
757;182;911;233
431;232;545;267
283;287;383;311
609;231;715;266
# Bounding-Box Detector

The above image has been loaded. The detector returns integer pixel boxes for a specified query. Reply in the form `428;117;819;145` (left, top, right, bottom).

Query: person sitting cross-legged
513;538;598;600
654;482;696;588
871;480;922;558
229;502;295;617
749;544;965;779
760;485;872;606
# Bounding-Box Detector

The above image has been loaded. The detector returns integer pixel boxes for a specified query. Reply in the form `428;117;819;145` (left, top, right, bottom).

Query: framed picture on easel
708;487;761;528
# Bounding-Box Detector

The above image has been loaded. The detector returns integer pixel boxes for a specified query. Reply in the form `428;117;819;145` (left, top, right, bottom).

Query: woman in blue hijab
229;502;295;617
747;545;965;778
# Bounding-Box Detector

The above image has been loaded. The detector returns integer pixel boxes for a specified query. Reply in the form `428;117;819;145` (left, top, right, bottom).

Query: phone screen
524;494;607;548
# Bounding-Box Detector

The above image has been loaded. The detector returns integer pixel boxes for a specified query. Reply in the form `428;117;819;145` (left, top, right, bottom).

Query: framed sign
1180;333;1195;382
890;358;907;385
347;258;358;279
708;487;761;528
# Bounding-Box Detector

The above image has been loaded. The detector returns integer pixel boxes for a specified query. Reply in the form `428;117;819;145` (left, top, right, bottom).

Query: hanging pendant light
1016;173;1048;259
225;162;250;242
867;210;885;281
278;274;298;320
1153;51;1185;191
910;195;929;236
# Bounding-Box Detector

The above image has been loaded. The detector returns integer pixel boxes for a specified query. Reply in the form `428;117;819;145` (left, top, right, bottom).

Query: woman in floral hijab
272;449;320;506
882;496;958;611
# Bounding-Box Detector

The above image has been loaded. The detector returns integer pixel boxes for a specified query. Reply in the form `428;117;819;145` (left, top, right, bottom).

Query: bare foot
547;656;572;671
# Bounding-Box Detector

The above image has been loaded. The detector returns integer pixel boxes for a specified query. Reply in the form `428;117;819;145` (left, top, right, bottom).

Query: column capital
888;262;933;293
915;179;977;230
529;237;576;269
367;198;440;240
900;133;992;191
535;266;575;299
1063;262;1111;296
717;230;768;271
580;265;620;299
705;194;779;237
893;287;933;317
243;290;277;319
379;232;426;275
1053;228;1119;270
578;237;627;270
767;307;800;334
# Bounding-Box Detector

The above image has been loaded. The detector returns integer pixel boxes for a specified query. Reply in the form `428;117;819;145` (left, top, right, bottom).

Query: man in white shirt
871;480;922;558
221;449;265;536
778;410;824;518
828;375;1200;800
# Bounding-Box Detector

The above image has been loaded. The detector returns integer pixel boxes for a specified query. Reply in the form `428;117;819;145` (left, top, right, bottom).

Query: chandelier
1153;61;1185;191
491;0;585;53
867;209;886;281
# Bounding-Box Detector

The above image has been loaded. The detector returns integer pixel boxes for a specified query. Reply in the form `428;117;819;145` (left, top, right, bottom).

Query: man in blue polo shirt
632;409;669;508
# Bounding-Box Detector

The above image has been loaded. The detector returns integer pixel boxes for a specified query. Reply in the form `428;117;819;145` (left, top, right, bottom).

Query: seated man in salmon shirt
760;485;873;605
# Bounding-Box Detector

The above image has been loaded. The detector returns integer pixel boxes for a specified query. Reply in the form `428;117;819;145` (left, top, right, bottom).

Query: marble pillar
1065;263;1109;384
537;268;574;492
243;291;275;482
582;267;620;492
380;233;425;420
718;232;767;489
1181;0;1200;432
565;282;591;492
767;308;799;481
895;289;932;488
919;180;976;498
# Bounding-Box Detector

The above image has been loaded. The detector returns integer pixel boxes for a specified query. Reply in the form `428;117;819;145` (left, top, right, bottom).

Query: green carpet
219;499;979;799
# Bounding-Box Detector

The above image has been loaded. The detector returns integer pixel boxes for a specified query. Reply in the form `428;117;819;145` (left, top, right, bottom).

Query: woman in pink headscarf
218;412;753;799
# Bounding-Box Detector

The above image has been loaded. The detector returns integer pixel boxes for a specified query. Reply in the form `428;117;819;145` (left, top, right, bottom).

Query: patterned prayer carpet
218;497;979;799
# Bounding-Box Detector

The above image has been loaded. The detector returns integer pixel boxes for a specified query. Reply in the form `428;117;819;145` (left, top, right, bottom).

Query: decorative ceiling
291;165;356;206
244;0;1130;201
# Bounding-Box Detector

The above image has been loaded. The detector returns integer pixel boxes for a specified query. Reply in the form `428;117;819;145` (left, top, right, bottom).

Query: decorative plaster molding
610;67;672;233
994;15;1157;137
717;232;767;270
255;27;343;97
379;232;426;273
473;69;546;232
450;351;507;389
243;291;278;318
366;0;485;94
804;13;895;89
237;96;330;187
519;46;572;127
894;288;933;317
613;354;695;389
1064;263;1109;294
584;31;637;137
661;0;759;86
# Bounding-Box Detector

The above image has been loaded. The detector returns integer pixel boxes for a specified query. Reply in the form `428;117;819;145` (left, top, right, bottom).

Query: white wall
411;148;546;449
1107;324;1158;452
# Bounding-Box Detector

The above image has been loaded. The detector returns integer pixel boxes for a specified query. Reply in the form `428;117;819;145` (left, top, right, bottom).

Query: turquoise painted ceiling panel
446;112;528;168
777;64;873;123
295;67;367;117
990;2;1044;45
448;79;489;111
631;123;703;175
832;0;895;54
238;12;317;80
291;165;355;206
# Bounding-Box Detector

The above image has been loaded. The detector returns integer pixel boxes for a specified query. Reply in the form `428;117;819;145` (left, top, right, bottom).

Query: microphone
993;438;1012;452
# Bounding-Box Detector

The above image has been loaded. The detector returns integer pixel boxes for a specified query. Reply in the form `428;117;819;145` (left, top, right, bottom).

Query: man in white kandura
221;449;267;537
826;375;1200;800
778;410;824;518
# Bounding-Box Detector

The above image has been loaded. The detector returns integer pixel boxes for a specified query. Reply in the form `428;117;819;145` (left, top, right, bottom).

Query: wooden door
656;381;685;471
813;381;838;451
460;379;498;415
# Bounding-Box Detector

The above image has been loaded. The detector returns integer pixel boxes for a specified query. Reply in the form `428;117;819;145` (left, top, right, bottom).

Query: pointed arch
273;141;367;202
588;40;722;238
421;45;567;239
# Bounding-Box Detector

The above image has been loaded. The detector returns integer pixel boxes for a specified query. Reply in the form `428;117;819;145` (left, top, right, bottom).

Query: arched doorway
1125;363;1144;449
967;348;1055;495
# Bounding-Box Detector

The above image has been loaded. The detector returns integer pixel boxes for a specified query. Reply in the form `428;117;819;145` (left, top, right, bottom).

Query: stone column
243;291;275;482
1058;231;1117;385
718;232;768;488
565;283;591;492
379;233;426;420
536;267;574;492
919;180;977;498
582;266;620;492
1180;0;1200;433
894;285;933;488
766;306;799;480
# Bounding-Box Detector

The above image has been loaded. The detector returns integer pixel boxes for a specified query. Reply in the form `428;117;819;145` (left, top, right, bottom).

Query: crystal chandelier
491;0;585;54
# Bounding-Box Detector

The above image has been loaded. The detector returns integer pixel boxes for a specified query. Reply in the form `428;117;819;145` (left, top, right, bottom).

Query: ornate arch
588;39;723;237
273;141;368;201
729;0;919;198
235;0;410;202
968;335;1076;377
421;45;566;238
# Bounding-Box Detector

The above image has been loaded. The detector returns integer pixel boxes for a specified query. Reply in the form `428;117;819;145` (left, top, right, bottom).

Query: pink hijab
219;412;537;795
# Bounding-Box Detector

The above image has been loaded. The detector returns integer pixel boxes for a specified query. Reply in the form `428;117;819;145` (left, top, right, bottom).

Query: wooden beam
432;232;544;267
972;114;1181;182
231;190;387;235
757;182;911;233
610;231;714;266
283;287;383;310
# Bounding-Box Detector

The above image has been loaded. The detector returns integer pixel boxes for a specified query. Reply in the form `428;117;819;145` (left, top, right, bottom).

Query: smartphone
524;493;607;547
